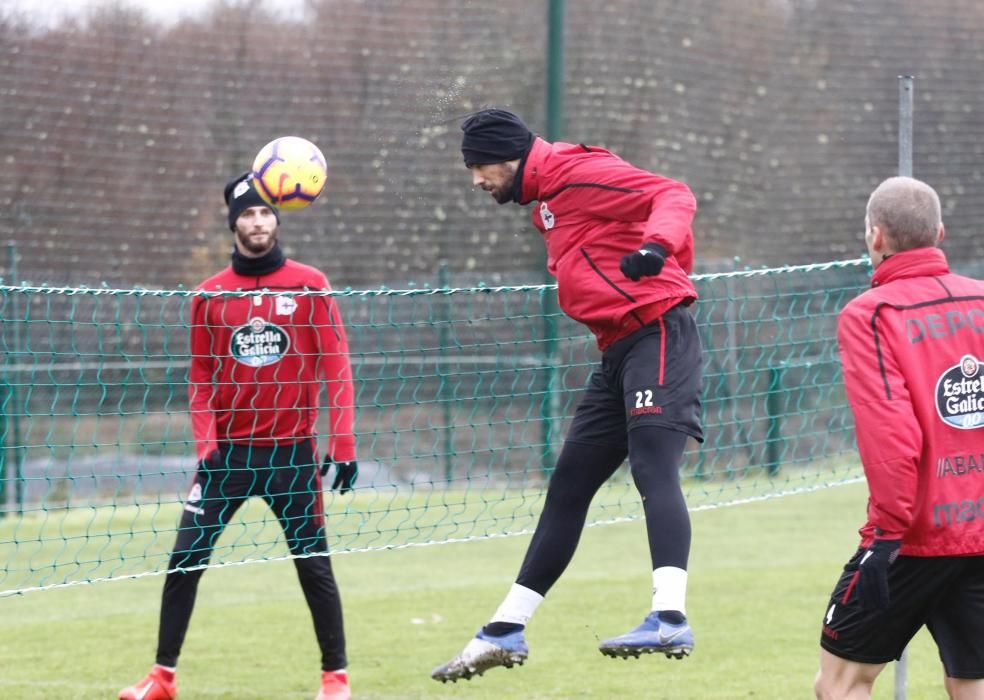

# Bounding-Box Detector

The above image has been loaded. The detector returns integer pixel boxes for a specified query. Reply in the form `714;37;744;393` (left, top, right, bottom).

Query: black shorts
567;304;703;449
174;439;327;564
820;550;984;678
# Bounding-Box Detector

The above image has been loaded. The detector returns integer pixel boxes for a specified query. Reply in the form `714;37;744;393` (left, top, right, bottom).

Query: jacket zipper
579;247;645;326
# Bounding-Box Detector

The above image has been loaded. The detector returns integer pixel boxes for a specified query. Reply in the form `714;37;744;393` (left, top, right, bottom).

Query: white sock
651;566;688;614
490;583;544;626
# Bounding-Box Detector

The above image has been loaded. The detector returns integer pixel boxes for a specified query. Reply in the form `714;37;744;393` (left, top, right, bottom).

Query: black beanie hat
223;171;280;231
460;108;535;166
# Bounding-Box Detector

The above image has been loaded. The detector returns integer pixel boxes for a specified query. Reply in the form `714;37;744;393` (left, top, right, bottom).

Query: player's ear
868;224;885;252
937;222;945;244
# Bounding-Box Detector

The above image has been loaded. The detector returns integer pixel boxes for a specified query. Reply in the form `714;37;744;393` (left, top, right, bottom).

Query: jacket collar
518;137;553;205
871;246;949;288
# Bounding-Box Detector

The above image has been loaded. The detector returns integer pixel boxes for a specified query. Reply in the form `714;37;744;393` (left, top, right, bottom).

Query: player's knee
812;671;823;699
944;675;984;700
627;426;687;479
813;673;844;700
168;541;214;570
541;481;593;513
813;670;833;700
814;669;876;700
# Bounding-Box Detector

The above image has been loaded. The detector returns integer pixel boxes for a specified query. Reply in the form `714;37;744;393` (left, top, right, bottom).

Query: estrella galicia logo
935;354;984;430
230;317;290;368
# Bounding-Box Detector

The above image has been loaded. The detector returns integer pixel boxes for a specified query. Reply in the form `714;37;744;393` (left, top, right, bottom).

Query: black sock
656;610;686;624
482;621;524;637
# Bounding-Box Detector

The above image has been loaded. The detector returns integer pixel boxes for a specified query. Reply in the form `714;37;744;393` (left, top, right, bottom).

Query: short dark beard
235;228;278;256
494;169;517;204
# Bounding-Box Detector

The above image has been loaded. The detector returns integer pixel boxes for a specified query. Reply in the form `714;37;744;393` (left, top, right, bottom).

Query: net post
0;381;6;519
5;242;24;514
539;289;558;475
539;0;566;477
765;365;783;476
437;261;454;484
898;76;914;177
894;73;914;700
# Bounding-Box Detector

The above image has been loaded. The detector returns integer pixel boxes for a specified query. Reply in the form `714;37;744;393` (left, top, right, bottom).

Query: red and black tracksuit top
188;259;356;464
518;137;698;351
838;247;984;556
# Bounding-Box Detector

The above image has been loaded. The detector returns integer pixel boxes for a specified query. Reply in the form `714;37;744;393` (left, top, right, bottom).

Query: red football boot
118;665;177;700
315;670;351;700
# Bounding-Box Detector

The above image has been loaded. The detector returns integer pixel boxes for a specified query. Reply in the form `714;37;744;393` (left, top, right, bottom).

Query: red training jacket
519;137;698;350
838;247;984;556
188;259;356;464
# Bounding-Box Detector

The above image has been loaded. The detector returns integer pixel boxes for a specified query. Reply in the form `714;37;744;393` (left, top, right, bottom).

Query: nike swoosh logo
134;681;155;700
658;627;688;645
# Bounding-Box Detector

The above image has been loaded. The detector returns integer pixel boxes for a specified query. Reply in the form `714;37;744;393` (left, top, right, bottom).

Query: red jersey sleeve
188;294;218;461
573;156;697;273
314;290;357;463
837;302;922;539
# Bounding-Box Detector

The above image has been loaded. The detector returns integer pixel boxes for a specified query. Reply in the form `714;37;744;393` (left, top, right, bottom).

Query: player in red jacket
120;172;356;700
433;109;703;682
814;177;984;700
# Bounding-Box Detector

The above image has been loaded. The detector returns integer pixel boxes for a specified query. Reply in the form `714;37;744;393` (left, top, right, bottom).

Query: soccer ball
251;136;327;211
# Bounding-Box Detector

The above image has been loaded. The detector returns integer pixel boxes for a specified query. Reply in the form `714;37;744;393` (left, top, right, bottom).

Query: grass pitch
0;481;943;699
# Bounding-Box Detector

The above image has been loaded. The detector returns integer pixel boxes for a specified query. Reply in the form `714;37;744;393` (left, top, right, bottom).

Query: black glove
855;538;901;612
321;456;358;493
619;243;668;281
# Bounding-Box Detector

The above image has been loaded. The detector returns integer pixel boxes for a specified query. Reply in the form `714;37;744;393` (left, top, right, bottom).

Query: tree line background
1;0;983;290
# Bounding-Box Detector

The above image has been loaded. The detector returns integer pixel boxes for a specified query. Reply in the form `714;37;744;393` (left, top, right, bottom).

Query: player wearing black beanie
223;171;280;231
434;107;703;684
460;108;535;166
119;170;357;700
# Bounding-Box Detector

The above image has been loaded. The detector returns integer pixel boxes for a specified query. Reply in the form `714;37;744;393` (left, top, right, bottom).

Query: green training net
0;259;869;596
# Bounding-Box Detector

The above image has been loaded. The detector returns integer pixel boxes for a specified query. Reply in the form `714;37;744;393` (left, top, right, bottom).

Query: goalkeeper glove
855;538;901;612
321;456;358;493
620;243;668;281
